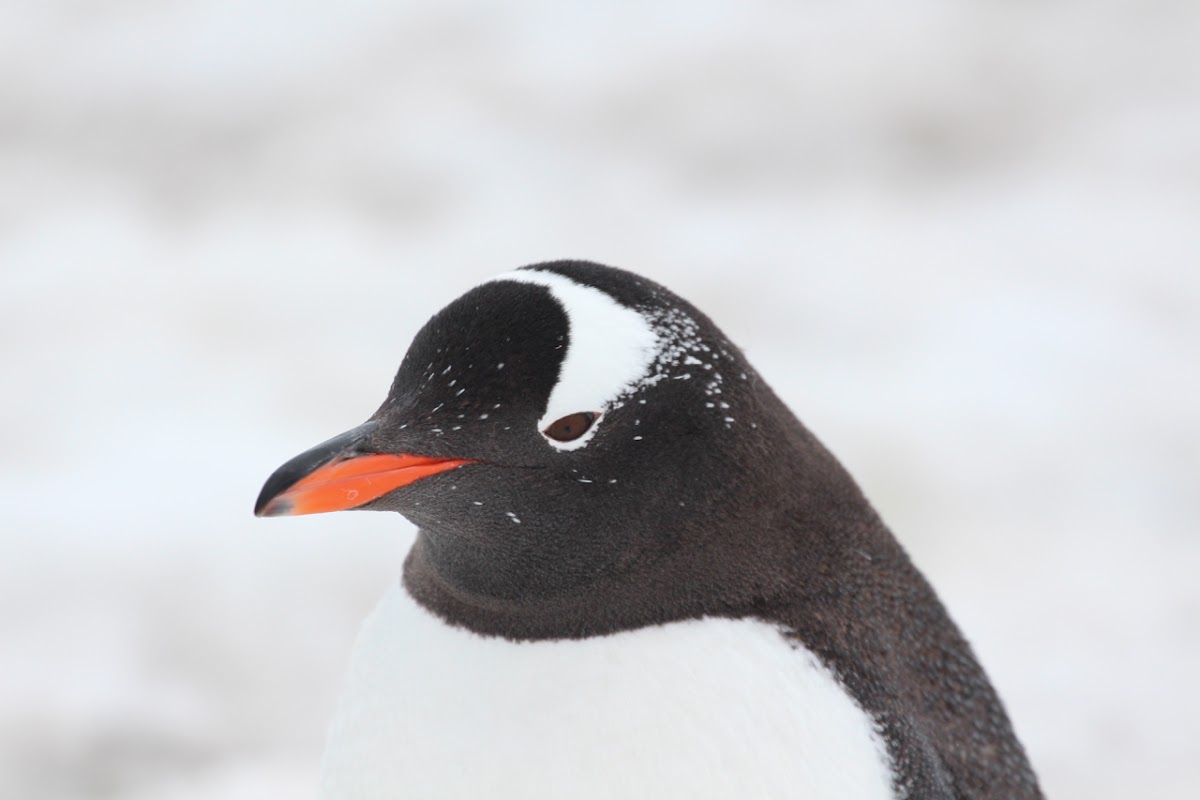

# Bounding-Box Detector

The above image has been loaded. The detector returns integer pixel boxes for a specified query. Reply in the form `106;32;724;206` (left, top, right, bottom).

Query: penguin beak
254;421;474;517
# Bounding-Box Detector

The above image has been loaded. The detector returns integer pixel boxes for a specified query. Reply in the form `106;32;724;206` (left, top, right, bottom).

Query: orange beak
255;422;474;517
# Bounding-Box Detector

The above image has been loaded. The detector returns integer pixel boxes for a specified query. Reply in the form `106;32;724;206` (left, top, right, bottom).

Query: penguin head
256;261;817;626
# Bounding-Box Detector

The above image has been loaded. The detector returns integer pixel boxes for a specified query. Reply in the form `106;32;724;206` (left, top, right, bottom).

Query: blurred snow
2;1;1198;798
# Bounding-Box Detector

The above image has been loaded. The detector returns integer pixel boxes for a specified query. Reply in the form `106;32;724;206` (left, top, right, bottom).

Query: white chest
319;583;895;800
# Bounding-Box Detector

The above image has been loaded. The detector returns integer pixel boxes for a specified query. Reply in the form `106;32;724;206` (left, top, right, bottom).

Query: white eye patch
488;270;659;450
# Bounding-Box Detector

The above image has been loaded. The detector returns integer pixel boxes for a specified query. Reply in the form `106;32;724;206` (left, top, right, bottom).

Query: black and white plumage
256;261;1042;799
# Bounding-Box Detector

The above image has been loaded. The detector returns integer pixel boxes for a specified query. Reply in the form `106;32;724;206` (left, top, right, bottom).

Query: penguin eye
543;412;599;442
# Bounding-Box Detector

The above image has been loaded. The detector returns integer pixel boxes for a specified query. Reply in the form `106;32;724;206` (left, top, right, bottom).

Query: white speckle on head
633;435;643;441
472;501;483;506
479;413;489;420
489;270;659;451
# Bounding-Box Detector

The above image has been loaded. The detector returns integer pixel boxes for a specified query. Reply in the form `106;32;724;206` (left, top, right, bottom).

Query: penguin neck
401;402;892;642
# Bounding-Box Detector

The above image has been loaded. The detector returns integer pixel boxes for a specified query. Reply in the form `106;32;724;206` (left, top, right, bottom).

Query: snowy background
2;1;1198;798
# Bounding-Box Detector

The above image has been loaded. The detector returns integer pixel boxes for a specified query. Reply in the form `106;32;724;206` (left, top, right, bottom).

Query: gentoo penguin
255;261;1041;799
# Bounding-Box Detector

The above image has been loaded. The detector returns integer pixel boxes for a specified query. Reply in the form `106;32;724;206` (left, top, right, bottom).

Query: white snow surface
1;2;1198;799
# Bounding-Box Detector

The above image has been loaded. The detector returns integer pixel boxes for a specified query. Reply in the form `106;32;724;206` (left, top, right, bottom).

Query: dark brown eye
543;412;599;442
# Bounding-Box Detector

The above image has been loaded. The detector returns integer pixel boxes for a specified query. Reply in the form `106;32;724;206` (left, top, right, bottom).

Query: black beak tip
253;420;380;520
254;493;291;517
254;468;297;517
